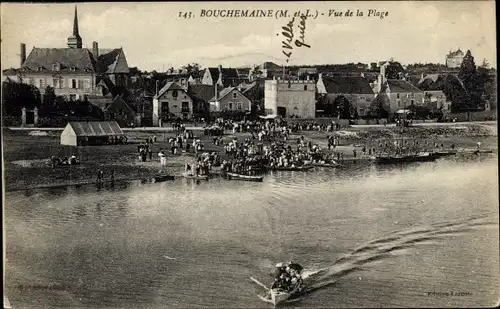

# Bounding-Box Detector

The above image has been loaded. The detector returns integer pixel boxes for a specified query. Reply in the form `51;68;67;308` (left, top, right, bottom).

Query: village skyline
1;1;496;71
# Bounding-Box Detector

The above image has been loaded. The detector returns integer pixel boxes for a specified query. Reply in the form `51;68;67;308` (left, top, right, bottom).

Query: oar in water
250;277;269;291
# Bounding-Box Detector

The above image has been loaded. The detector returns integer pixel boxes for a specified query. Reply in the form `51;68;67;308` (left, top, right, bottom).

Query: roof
386;79;423;93
259;62;282;71
22;48;96;73
322;76;374;94
418;74;441;84
207;68;220;83
447;49;464;57
156;81;186;98
188;84;216;102
94;48;129;74
210;86;235;101
66;121;124;136
220;68;239;78
2;68;18;75
298;67;318;74
21;47;129;74
104;95;135;113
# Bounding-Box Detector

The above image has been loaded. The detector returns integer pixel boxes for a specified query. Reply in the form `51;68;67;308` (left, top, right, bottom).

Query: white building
264;78;316;118
446;48;464;68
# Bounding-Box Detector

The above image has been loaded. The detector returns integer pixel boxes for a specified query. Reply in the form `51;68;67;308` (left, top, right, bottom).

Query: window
60;79;64;88
52;63;60;72
397;99;401;108
237;102;242;110
38;79;44;88
396;93;400;99
304;85;308;91
233;92;237;99
70;66;76;72
172;90;178;98
53;78;59;88
411;99;415;105
228;102;234;110
359;96;366;101
37;66;43;72
71;79;77;89
78;80;84;89
84;79;90;89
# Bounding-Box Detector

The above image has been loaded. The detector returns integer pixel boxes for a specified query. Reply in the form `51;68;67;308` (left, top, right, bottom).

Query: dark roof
156;81;186;98
22;48;95;73
2;68;18;75
208;68;220;83
260;62;282;71
188;84;216;102
93;48;129;74
21;47;129;74
220;68;239;78
104;95;135;113
386;79;423;93
66;121;123;136
322;76;374;94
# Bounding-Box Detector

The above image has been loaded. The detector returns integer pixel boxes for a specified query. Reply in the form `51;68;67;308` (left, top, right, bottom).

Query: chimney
92;41;99;59
20;43;26;66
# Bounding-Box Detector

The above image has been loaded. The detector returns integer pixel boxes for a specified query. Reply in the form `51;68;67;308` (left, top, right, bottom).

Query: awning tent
395;109;413;114
60;121;124;146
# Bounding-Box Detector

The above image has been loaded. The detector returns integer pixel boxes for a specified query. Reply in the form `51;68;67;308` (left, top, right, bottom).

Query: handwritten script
280;14;310;63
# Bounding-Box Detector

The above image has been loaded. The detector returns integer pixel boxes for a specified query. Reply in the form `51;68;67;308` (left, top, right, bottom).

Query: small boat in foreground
252;262;306;306
431;150;458;158
226;172;264;182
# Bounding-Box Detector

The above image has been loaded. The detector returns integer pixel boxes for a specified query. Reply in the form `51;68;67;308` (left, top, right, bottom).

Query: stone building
264;78;316;118
446;48;464;68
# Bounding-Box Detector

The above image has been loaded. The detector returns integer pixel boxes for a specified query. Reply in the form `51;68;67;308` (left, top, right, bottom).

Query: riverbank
2;122;497;191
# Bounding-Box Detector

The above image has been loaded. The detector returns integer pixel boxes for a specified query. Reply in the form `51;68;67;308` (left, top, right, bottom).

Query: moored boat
181;172;209;180
311;162;343;168
431;150;458;158
226;172;264;182
373;152;437;164
266;165;314;171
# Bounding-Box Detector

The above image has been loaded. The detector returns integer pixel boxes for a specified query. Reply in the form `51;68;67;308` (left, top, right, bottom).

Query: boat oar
250;277;269;291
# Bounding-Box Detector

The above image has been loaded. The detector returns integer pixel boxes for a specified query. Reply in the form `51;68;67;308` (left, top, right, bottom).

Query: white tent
60;121;124;146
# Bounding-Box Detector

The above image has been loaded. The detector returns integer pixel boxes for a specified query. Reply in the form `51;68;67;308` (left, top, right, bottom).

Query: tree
368;93;391;119
457;50;483;111
385;61;405;79
333;95;358;119
40;86;57;116
2;80;41;117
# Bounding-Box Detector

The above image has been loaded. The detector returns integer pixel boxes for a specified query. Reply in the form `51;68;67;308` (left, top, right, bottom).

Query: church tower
67;5;82;48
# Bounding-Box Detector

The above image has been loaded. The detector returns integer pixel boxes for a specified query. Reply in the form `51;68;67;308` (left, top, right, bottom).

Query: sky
1;1;496;71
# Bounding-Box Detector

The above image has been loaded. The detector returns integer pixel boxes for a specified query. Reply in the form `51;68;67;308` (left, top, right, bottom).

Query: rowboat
310;162;342;168
251;277;304;306
152;174;175;182
431;150;458;158
266;165;314;171
226;172;264;182
373;152;437;164
181;172;209;180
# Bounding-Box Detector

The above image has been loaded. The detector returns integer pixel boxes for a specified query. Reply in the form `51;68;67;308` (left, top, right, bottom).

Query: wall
387;92;425;112
22;72;96;99
325;93;375;117
201;69;213;85
264;79;316;118
216;89;252;112
156;89;193;119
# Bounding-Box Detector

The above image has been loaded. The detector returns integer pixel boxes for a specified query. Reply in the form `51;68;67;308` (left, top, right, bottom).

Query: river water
4;155;499;308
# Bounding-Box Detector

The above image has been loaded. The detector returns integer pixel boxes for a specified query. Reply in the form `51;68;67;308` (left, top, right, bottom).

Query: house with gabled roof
201;65;241;87
103;95;138;127
208;86;251;113
6;6;130;102
187;84;216;117
152;81;193;125
317;74;375;117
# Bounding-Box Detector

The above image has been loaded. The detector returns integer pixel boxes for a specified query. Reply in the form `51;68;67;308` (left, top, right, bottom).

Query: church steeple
73;5;80;36
67;5;82;49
